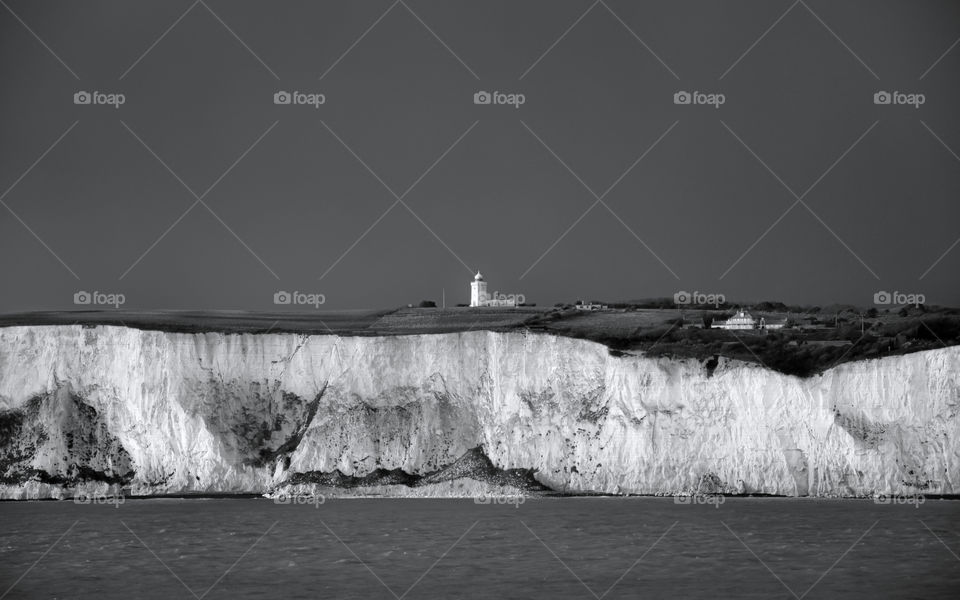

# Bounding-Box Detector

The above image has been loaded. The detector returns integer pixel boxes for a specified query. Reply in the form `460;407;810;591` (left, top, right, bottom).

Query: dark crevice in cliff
252;384;327;467
0;399;45;481
0;390;135;486
832;408;888;449
226;383;329;468
704;355;720;377
282;446;551;492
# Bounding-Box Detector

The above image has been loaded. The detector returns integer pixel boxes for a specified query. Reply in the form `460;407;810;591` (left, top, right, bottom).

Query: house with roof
714;308;757;330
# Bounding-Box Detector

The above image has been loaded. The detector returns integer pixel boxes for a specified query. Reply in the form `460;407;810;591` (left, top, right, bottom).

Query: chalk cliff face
0;325;957;499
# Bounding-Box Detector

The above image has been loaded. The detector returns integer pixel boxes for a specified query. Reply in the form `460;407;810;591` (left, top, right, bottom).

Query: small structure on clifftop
469;271;525;307
714;308;789;330
714;308;757;330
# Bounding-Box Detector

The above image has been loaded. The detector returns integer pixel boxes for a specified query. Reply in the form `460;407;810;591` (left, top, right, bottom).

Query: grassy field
0;307;548;336
1;304;957;377
0;309;394;335
368;307;548;334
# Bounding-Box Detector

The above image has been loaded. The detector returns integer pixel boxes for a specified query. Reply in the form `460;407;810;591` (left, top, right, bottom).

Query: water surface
1;498;958;599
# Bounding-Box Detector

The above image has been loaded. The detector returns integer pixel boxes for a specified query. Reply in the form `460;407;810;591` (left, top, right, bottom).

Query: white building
470;272;487;307
714;309;789;330
760;317;788;330
714;309;757;330
469;271;524;307
575;303;607;311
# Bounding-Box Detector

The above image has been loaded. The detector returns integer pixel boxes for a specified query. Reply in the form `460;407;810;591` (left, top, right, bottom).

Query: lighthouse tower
470;271;487;307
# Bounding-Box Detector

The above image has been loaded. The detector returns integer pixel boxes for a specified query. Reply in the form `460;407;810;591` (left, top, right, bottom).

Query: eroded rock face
0;326;957;498
0;387;134;489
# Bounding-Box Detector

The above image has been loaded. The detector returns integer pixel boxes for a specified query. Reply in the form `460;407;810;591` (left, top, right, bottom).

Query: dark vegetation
526;303;960;377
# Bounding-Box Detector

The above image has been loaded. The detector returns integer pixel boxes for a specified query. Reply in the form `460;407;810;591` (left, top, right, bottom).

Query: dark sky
1;0;958;312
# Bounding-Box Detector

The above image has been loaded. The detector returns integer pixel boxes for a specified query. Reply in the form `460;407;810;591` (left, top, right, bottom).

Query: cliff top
1;305;958;377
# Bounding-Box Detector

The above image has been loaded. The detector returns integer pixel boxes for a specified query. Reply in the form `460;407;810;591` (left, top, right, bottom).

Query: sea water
1;498;958;599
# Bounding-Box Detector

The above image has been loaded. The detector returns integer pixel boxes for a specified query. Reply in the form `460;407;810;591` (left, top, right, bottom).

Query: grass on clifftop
1;304;958;378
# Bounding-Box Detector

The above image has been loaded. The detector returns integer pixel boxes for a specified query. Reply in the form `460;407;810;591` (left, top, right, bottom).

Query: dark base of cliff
282;446;552;492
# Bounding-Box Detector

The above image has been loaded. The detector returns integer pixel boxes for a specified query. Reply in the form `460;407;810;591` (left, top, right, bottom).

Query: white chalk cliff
0;325;957;499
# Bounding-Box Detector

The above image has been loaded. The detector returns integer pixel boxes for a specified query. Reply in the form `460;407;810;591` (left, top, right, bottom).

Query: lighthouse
470;271;487;307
